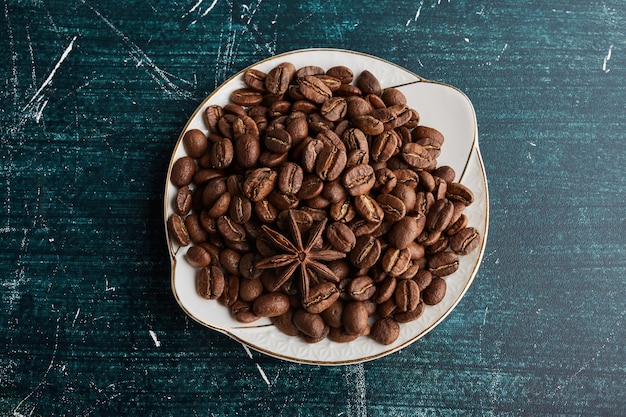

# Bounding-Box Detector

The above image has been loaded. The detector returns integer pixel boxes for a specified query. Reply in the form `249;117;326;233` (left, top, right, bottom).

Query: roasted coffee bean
193;168;223;185
286;116;309;144
395;301;425;323
217;215;246;242
350;234;381;269
218;274;240;306
268;190;299;211
450;227;480;255
374;168;397;194
232;300;260;323
259;150;288;168
366;93;386;110
371;130;400;162
316;144;347;181
209;138;234;169
407;241;426;261
296;65;325;79
203;104;224;132
271;310;300;336
326;65;354;84
354;194;384;224
265;62;295;95
303;282;340;314
276;209;313;234
342;127;369;153
278;162;303;195
229;195;252;224
328;327;361;343
321;97;347;121
376;193;406;222
370;317;400;345
388;216;421;249
356;70;382;96
413;270;433;291
432;177;448;200
202;177;227;207
330;199;356;223
428;251;460;276
346;97;374;119
186;245;212;268
348;276;376;301
381;87;407;106
230;88;264;106
426;198;455;232
293;309;327;338
343;164;375;196
265;128;292;153
382;247;412;277
422;277;446;305
446;213;469;237
302;137;325;173
394;279;420;312
391;183;417;212
326;222;356;253
411;125;445;145
317;129;346;152
239;253;263;280
343;301;370;335
171;156;196;187
396;261;420;280
242;68;267;91
321;179;348;203
352;115;384;136
254;199;279;223
206;192;231;218
296;174;324;200
174;185;193;216
243;168;277;202
446;182;475;205
199;210;217;234
219;248;241;275
401;142;433;170
197;265;225;300
183;129;209;158
252;292;291;317
185;213;208;244
321;300;344;328
235;134;261;168
394;169;420;189
298;75;332;104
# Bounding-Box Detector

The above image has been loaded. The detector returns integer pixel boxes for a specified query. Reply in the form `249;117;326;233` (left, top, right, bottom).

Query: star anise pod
255;210;346;299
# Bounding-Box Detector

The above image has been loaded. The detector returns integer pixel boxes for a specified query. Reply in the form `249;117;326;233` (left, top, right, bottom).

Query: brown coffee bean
343;164;375;196
446;213;469;237
373;168;397;194
265;62;295;95
388;217;421;249
426;198;455;232
371;130;400;163
373;276;397;304
174;185;193;216
450;227;480;255
401;142;433;170
265;128;292;153
271;310;300;336
196;265;225;300
343;301;370;335
316;144;347;181
301;137;325;173
320;179;347;203
218;248;241;275
352;115;384;136
394;279;420;312
298;75;332;104
293;309;327;338
376;193;406;222
278;162;303;195
235;134;261;168
328;327;361;343
411;125;445;145
422;277;446;305
356;70;382;96
382;247;412;277
326;66;354;84
229;194;252;224
268;190;299;211
242;68;266;91
171;156;196;187
184;213;208;244
381;87;407;106
321;97;347;121
296;175;324;200
394;301;425;323
206;192;231;218
394;169;420;189
391;183;417;212
302;282;340;314
326;222;356;253
218;274;239;306
186;245;212;268
230;88;264;106
252;292;291;317
203;104;224;132
370;317;400;345
342;127;369;153
232;300;260;323
296;65;325;79
354;194;384;224
243;168;277;202
216;215;246;242
182;129;209;158
446;182;475;206
259;150;289;168
254;199;279;223
209;138;234;169
329;199;356;223
428;251;460;276
321;300;344;328
348;276;377;301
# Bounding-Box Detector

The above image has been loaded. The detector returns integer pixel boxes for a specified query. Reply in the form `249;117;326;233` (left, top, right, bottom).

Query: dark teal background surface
2;1;625;416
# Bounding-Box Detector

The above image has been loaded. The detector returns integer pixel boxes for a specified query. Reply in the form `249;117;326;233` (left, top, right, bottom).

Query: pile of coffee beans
168;62;481;345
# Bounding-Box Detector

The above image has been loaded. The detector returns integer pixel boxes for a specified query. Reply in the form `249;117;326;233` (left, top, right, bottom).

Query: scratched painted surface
1;0;625;415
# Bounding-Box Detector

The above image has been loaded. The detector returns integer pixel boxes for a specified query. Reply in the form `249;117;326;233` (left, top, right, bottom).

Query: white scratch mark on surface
602;44;613;73
241;344;272;387
479;305;488;361
72;308;81;327
406;1;423;26
80;0;194;99
201;0;220;16
105;278;116;292
23;35;77;112
344;364;367;417
149;330;161;347
12;318;61;417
